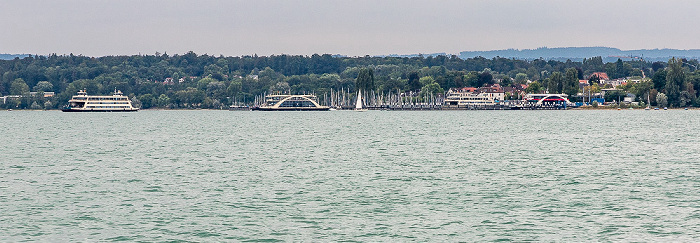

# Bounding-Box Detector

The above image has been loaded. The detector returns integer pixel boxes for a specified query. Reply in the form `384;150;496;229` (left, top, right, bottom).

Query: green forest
2;52;700;109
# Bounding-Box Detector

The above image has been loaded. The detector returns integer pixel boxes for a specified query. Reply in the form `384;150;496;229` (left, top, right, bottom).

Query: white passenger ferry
61;89;139;112
252;94;329;111
443;87;504;106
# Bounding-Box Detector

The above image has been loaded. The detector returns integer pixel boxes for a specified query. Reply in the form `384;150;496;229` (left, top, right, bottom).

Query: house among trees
578;79;590;91
455;87;478;93
502;84;527;100
478;84;504;94
29;91;54;97
590;72;610;81
604;79;627;88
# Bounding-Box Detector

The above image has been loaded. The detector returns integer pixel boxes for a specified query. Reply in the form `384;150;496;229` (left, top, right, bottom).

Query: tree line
1;52;699;109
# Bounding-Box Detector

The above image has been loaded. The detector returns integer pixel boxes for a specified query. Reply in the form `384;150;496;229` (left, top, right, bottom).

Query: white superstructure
444;87;504;106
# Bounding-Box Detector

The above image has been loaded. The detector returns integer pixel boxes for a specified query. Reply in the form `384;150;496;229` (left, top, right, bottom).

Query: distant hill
0;54;30;60
382;53;448;58
458;47;700;62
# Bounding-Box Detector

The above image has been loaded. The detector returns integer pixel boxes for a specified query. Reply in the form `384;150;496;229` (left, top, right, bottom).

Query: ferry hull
251;107;329;111
61;108;138;112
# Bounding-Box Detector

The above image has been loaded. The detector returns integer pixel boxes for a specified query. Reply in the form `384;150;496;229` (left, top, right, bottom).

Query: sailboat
355;90;368;111
645;92;651;110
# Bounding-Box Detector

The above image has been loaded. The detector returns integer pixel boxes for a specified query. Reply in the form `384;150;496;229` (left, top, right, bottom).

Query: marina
239;89;572;111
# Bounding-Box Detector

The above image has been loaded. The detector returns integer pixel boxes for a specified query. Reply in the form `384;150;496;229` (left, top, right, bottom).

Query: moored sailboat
355;90;368;111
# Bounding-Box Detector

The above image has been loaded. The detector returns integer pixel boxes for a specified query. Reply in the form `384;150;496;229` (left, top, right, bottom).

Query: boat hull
61;108;138;112
251;107;329;111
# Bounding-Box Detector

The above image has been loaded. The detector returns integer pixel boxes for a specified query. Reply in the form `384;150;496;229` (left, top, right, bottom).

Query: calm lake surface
1;110;699;241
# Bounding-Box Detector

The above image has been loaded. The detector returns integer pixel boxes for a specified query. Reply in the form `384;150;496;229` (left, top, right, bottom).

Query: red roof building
590;72;609;81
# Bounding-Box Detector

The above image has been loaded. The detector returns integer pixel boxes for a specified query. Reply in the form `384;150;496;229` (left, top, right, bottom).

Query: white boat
62;89;138;112
355;90;368;111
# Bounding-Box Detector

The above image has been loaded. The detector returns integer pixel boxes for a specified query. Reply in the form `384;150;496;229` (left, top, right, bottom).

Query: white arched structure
535;94;572;106
254;94;330;111
525;93;572;106
275;95;324;108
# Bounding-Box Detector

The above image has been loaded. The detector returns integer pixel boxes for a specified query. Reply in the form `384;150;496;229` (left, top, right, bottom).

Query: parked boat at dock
354;90;368;112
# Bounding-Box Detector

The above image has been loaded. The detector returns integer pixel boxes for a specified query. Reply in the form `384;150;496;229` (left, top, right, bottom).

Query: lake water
1;110;699;241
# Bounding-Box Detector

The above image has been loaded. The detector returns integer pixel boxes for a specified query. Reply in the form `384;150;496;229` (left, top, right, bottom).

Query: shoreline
5;107;697;111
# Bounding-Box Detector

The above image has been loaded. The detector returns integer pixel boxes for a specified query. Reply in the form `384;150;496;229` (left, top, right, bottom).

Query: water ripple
1;110;699;241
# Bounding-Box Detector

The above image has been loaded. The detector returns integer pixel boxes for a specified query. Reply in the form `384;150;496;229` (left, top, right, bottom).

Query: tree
10;78;29;95
604;89;626;103
615;58;625;79
630;69;643;77
138;94;155;109
419;76;436;86
355;68;375;92
656;92;668;108
477;71;493;87
588;74;601;85
206;81;226;99
665;57;685;107
651;61;665;72
33;81;54;92
649;89;658;106
685;82;697;106
584;56;604;72
419;82;444;100
628;80;653;104
197;77;217;90
227;79;243;98
30;101;41;109
157;94;171;107
501;76;513;87
407;71;421;91
680;90;694;107
515;73;528;84
652;69;667;91
175;87;205;107
464;71;479;87
564;68;580;97
525;81;544;94
270;81;291;93
547;72;564;93
576;67;584;80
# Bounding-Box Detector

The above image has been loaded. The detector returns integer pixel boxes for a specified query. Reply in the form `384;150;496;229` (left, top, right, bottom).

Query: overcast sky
2;0;699;57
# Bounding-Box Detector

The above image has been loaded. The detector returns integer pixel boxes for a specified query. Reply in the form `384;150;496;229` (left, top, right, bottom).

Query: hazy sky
2;0;699;57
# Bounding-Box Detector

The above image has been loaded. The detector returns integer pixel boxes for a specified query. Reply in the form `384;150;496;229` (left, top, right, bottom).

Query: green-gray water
1;110;699;241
